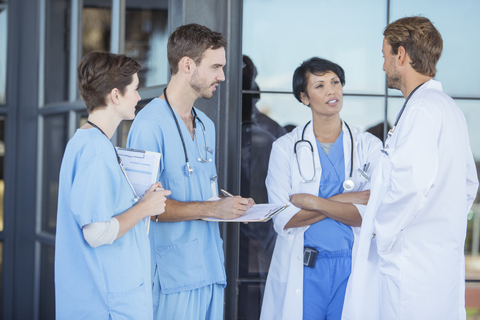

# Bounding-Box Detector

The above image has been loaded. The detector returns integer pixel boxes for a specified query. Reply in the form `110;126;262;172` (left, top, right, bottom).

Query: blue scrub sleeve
70;153;121;227
127;118;165;176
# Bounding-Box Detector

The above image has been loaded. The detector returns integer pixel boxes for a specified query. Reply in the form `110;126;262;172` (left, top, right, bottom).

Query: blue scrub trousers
152;264;224;320
303;249;352;320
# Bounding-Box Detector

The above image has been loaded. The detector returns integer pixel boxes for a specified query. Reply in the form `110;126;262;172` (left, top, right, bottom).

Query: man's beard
191;69;218;99
386;58;402;90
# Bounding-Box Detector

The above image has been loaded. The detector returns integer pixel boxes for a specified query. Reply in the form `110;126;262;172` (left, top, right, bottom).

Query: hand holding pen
206;189;255;220
221;189;255;207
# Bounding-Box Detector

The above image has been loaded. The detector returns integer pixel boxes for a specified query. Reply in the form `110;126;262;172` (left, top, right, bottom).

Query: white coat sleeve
352;134;382;219
374;106;438;254
266;138;301;237
465;146;479;213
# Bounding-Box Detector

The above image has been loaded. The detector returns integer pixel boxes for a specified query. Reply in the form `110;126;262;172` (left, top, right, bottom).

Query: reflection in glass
0;117;4;232
0;242;2;315
42;114;68;234
39;245;55;320
125;1;168;88
456;100;480;285
82;5;111;56
243;0;386;94
44;0;71;104
0;6;7;104
117;100;149;148
386;97;404;128
255;93;312;128
239;58;284;320
254;93;386;132
341;96;386;133
238;282;264;320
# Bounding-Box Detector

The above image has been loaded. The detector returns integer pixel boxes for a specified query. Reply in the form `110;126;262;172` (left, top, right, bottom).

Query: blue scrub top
304;131;354;253
55;128;152;319
127;98;226;295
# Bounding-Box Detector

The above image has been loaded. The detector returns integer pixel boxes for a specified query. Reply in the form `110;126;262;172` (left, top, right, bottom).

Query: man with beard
127;23;252;320
341;16;478;320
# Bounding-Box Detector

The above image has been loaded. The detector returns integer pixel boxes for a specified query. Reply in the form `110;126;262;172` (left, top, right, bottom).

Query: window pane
255;93;312;128
255;93;386;132
0;6;7;104
44;0;71;104
341;96;386;133
39;245;55;320
243;0;387;94
42;114;68;234
82;4;111;56
117;99;149;148
0;242;2;315
125;0;168;88
457;100;480;287
238;282;264;320
0;117;4;232
390;0;480;98
386;97;404;128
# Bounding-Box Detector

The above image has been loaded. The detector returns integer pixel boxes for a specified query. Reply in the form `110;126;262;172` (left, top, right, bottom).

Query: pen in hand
220;189;234;198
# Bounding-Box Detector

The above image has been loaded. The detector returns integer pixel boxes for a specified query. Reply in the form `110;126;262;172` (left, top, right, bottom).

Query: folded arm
289;191;369;227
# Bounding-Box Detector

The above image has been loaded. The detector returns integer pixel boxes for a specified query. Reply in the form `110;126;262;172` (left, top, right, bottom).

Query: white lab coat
342;80;479;320
260;121;382;320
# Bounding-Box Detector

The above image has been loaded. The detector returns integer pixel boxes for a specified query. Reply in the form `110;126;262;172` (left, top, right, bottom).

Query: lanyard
387;82;425;139
87;120;139;202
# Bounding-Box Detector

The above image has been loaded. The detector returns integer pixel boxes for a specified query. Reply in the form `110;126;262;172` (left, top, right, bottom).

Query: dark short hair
167;23;227;75
292;57;345;103
77;51;141;113
384;16;443;77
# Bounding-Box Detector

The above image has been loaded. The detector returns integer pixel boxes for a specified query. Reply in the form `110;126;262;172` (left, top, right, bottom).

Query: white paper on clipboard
116;147;161;234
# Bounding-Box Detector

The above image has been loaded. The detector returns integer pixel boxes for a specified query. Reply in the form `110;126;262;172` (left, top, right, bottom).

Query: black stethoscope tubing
163;88;207;176
294;120;354;184
87;120;139;201
388;82;425;138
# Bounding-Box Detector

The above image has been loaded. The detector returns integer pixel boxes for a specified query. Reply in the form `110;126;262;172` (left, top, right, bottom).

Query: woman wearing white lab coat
260;58;382;320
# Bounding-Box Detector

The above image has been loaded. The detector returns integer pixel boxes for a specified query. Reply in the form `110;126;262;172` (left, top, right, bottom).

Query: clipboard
202;203;289;222
116;147;161;233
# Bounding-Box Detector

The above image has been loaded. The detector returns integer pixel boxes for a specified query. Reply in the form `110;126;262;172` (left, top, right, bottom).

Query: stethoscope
87;120;140;202
294;120;356;190
382;82;425;155
164;88;213;177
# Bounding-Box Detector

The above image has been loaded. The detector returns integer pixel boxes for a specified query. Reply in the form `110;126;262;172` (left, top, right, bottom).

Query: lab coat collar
424;79;442;91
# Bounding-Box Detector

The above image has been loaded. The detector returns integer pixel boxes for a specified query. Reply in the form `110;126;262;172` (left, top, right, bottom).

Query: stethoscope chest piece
343;178;355;191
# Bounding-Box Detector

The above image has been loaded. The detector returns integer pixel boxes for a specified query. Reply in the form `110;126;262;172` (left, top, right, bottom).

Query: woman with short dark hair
55;51;171;319
261;57;382;320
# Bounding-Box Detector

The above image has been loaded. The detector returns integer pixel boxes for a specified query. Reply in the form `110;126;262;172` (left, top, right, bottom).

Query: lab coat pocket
377;231;403;278
156;239;207;292
107;282;151;319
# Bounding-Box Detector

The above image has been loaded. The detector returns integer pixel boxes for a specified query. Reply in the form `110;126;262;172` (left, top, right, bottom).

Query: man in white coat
342;16;479;320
